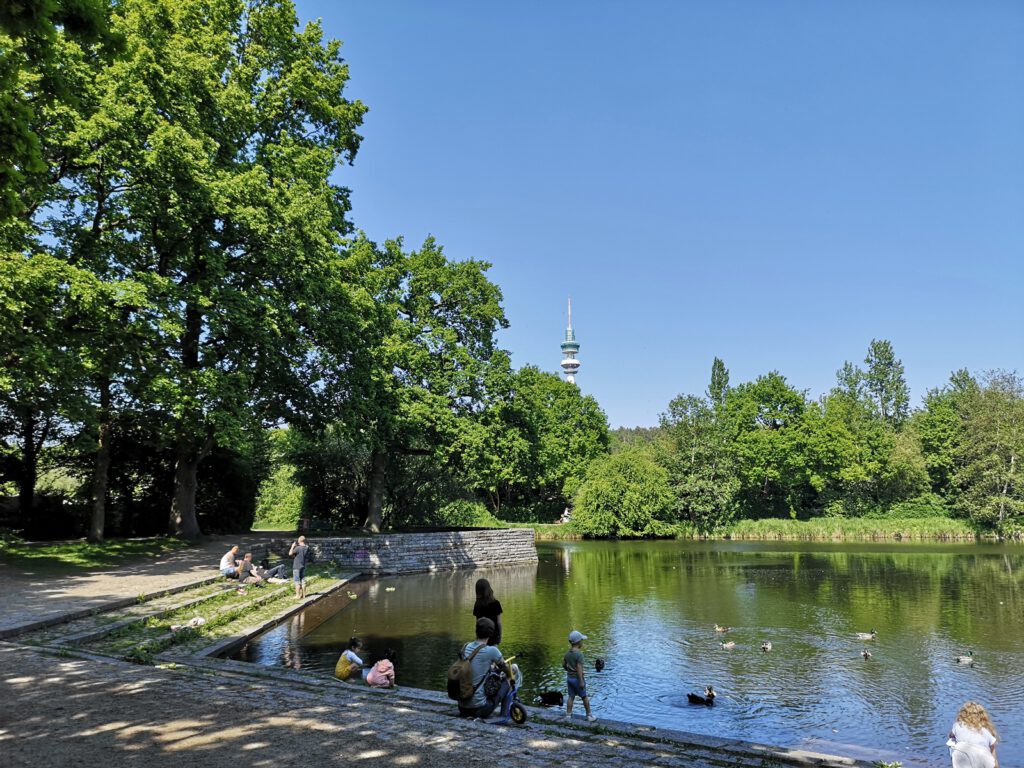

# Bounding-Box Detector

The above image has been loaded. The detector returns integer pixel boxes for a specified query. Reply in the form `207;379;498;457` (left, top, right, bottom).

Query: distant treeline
584;343;1022;538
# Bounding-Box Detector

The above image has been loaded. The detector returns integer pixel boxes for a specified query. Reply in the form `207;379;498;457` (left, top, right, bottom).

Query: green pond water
234;540;1024;767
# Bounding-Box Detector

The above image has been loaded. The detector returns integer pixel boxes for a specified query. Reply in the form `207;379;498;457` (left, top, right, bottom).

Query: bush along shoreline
528;516;1016;542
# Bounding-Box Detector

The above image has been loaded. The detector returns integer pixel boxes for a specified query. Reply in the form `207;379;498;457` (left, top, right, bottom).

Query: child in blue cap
564;629;596;721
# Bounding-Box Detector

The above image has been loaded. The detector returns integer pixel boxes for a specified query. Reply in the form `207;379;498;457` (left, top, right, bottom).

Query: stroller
481;656;528;725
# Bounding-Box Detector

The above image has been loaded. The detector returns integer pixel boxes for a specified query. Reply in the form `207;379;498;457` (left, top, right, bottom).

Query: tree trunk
999;453;1015;523
363;449;388;533
169;446;202;539
169;299;204;540
88;380;112;543
18;410;37;516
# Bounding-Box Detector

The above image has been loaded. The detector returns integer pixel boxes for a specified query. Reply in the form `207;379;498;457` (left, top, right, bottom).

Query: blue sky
297;0;1023;428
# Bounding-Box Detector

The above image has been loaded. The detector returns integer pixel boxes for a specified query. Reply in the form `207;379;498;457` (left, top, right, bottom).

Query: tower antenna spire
560;298;581;384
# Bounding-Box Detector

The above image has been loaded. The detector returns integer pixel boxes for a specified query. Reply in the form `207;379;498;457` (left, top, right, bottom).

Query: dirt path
0;534;283;637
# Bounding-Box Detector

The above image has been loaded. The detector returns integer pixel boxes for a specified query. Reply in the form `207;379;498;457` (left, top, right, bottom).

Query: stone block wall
268;528;537;575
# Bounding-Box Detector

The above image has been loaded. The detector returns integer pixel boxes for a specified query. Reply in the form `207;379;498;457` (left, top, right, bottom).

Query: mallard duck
760;641;772;653
856;629;877;641
862;649;872;659
687;686;715;705
720;640;736;650
955;651;974;665
714;624;731;633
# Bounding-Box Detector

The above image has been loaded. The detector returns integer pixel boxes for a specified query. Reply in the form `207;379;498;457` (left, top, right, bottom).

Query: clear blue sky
297;0;1023;428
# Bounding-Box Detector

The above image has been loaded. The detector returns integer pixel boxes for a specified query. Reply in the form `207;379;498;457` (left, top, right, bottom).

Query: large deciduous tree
83;0;366;537
660;358;737;534
955;371;1024;528
458;363;608;518
342;236;507;532
863;339;910;427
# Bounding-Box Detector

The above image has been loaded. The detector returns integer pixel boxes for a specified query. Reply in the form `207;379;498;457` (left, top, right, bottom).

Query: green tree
572;448;676;538
341;236;508;532
913;369;977;501
724;371;812;517
0;0;112;230
660;359;738;534
708;356;730;409
75;0;367;538
863;338;910;427
955;371;1024;528
0;255;85;515
458;363;608;518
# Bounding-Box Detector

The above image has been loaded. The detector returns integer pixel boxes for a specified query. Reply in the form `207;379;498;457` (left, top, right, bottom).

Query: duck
595;658;605;672
862;649;872;659
719;641;736;650
714;624;731;633
687;686;716;706
760;641;772;653
856;629;877;641
955;651;974;665
537;690;565;707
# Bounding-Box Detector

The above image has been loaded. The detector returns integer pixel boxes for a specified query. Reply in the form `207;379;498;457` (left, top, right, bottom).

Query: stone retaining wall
268;528;537;575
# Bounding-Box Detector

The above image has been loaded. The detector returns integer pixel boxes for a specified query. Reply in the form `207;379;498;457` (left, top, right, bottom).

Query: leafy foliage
572;449;676;538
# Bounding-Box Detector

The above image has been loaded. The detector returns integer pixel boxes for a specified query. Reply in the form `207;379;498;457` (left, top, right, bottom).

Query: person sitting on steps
457;617;510;720
219;545;240;578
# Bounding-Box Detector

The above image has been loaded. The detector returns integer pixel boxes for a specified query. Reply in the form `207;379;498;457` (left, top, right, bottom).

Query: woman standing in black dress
472;578;503;646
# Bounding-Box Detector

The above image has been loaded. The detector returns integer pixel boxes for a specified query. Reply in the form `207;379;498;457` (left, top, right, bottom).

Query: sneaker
565;713;573;720
586;715;597;722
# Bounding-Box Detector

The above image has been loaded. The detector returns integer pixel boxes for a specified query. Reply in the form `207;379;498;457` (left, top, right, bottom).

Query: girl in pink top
366;649;397;688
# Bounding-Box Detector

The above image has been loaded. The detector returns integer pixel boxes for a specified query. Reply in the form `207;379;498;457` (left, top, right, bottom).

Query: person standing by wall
472;578;503;646
289;536;309;599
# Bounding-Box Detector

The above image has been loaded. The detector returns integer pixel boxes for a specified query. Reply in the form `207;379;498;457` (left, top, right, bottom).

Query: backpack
482;663;505;699
446;643;486;700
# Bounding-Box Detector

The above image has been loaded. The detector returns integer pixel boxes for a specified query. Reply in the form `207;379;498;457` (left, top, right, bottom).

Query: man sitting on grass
238;552;287;585
219;545;240;578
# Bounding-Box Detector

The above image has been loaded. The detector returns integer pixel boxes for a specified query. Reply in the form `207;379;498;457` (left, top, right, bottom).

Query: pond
233;540;1024;767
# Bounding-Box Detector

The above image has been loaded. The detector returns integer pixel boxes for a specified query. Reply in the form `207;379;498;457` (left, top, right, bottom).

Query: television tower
560;298;581;384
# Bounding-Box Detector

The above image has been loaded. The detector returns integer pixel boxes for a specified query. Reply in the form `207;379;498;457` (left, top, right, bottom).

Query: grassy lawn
0;535;192;574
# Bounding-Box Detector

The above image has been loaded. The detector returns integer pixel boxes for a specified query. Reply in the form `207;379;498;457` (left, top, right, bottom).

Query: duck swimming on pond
687;686;715;705
760;641;772;653
856;629;877;640
955;651;974;665
714;624;730;633
720;641;736;650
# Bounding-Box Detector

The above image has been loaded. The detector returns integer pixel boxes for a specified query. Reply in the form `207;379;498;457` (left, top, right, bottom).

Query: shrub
571;450;676;538
435;500;501;528
253;463;304;530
